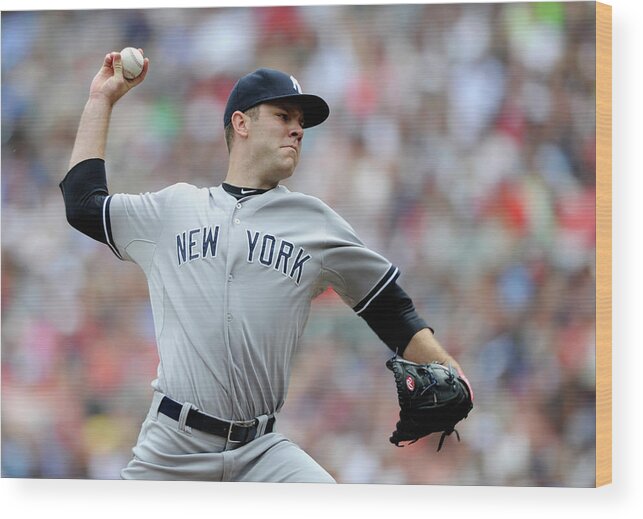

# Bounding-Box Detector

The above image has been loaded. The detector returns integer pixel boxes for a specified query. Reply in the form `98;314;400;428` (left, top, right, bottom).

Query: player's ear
231;111;250;139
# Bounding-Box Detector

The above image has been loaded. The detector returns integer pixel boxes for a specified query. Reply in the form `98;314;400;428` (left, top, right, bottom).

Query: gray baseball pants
121;391;336;483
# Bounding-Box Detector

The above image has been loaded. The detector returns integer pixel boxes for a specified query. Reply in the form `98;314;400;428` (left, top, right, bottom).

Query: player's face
247;101;305;182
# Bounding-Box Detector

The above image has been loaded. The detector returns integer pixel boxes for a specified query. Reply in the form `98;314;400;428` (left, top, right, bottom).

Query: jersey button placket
234;202;242;225
227;201;243;327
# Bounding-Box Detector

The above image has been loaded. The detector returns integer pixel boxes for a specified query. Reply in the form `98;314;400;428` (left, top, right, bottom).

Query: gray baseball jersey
105;182;399;422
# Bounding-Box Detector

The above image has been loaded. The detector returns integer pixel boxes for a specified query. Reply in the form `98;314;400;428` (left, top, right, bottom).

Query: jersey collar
222;183;275;200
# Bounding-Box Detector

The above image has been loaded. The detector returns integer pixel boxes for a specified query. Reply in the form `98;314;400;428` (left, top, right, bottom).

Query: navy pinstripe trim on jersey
353;265;400;315
103;196;123;260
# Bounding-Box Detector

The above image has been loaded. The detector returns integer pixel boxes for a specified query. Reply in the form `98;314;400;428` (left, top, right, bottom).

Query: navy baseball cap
223;68;330;129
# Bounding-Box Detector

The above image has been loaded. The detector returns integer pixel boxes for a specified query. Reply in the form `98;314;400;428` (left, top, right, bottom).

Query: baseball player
60;52;472;482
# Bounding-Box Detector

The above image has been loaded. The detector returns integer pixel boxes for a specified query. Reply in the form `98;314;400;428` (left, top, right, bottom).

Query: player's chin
278;158;298;179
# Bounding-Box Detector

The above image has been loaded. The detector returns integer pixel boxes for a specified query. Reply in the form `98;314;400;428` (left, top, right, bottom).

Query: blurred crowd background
2;2;597;486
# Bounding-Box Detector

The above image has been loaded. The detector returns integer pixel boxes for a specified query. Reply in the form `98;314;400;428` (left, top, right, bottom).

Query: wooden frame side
595;0;612;488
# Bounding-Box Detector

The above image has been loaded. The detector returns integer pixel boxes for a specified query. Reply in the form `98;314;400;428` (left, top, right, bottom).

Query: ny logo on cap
290;75;302;94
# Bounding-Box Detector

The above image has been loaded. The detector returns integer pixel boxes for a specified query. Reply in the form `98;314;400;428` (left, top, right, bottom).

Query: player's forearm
402;328;463;374
69;94;114;169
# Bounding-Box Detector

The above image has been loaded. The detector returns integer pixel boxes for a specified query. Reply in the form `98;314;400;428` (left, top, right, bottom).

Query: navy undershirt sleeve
357;281;432;356
59;158;109;243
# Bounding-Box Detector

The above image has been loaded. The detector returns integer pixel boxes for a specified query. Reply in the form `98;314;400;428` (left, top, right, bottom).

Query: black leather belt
158;396;275;444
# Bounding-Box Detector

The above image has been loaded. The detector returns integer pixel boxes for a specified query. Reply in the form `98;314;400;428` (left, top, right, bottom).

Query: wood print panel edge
595;0;612;488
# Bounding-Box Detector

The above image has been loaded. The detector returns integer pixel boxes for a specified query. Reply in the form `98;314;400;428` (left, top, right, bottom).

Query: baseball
120;47;144;79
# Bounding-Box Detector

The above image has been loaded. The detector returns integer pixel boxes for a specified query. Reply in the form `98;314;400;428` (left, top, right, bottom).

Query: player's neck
225;155;281;190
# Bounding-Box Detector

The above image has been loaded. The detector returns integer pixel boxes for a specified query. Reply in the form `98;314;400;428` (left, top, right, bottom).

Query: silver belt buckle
227;418;257;444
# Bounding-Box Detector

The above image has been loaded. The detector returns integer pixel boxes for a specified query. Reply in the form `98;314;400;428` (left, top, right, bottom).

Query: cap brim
249;93;330;128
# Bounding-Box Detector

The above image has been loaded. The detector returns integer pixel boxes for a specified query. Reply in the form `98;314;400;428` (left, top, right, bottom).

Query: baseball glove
386;356;473;451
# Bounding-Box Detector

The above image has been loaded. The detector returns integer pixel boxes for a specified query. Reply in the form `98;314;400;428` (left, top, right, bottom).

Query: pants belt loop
152;391;165;419
255;414;269;437
178;402;193;432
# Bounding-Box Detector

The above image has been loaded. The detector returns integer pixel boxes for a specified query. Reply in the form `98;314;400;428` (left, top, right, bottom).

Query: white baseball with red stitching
120;47;144;79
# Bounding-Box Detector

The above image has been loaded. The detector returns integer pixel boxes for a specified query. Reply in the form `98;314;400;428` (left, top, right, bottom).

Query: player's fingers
129;57;150;86
457;369;474;402
141;57;150;78
112;52;124;79
101;52;116;73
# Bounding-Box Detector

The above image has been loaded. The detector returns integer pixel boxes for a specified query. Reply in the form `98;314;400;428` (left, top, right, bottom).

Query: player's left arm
403;329;462;373
318;202;472;395
357;281;473;399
